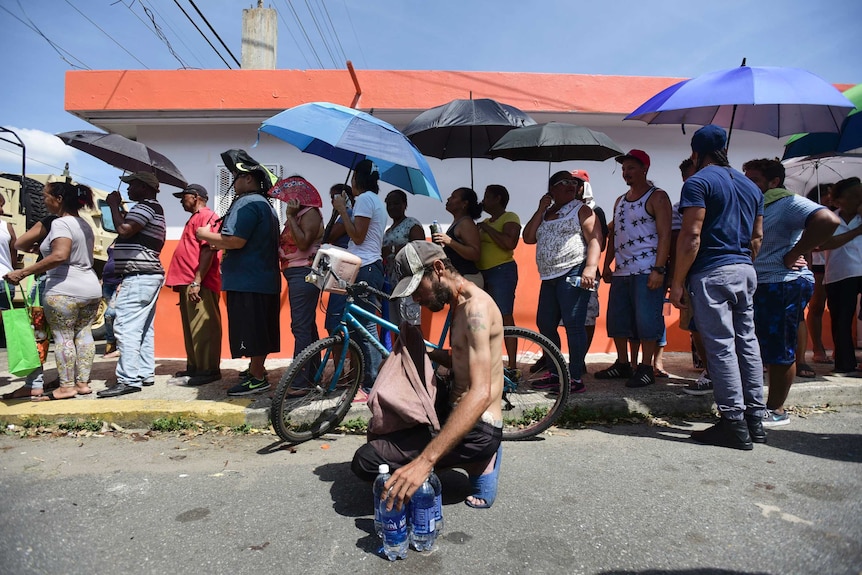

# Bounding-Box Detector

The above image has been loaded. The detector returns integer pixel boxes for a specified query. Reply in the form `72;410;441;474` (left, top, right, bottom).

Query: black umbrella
488;122;624;163
403;98;536;187
56;130;188;188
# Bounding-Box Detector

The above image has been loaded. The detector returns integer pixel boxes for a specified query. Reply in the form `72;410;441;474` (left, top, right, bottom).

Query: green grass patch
20;416;52;429
58;419;104;432
150;416;200;432
230;423;254;434
337;417;368;434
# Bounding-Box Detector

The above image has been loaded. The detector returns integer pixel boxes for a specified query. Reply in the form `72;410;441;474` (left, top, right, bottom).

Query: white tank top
0;222;13;276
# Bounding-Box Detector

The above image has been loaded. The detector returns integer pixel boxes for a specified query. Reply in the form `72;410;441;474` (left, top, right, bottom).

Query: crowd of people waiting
1;131;861;452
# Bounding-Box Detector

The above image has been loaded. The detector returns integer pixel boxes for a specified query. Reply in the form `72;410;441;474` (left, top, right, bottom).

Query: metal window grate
214;164;285;228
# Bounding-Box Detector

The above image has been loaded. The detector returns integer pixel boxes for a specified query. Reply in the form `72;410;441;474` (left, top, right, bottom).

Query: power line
273;3;314;68
319;0;348;64
187;0;241;68
64;0;150;69
303;0;338;67
4;2;91;70
138;0;206;69
171;0;233;69
139;1;190;69
340;0;367;68
284;0;325;68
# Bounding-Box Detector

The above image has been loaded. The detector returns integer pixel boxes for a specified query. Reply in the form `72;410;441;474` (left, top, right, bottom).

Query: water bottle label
411;507;435;534
383;516;408;544
434;494;442;519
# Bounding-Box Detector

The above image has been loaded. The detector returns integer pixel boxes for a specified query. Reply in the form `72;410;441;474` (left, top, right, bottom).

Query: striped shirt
754;194;821;284
113;199;166;276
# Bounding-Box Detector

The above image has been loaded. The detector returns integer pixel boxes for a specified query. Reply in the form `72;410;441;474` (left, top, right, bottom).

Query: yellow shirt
477;211;520;270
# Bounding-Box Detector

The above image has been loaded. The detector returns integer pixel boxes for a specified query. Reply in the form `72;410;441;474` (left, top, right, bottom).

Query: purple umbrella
625;61;854;148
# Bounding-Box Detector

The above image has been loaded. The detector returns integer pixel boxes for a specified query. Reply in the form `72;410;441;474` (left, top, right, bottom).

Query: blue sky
1;0;860;191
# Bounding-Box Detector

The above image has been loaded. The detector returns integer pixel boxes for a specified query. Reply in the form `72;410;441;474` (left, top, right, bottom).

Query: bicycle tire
500;326;570;440
270;335;365;443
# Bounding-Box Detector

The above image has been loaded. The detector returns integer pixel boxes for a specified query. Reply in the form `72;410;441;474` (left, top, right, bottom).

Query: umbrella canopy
259;102;440;200
268;176;322;207
783;154;862;196
403;98;536;160
783;83;862;160
56;130;188;188
625;65;854;144
488;122;623;162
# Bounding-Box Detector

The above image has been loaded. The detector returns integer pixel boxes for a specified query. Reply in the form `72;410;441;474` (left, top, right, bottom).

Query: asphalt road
1;408;860;575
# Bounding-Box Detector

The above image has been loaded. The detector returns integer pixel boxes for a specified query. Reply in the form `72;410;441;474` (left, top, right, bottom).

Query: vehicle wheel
1;173;47;228
500;327;570;440
270;335;364;443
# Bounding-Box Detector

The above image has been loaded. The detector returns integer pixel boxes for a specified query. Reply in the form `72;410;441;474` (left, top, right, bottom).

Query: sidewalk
1;346;860;429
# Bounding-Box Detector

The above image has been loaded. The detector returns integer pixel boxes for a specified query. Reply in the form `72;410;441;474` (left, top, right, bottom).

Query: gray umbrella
56;130;188;188
403;98;536;187
488;122;623;163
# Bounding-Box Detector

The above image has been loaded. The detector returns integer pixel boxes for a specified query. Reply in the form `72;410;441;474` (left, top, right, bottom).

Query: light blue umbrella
258;102;441;200
625;62;854;147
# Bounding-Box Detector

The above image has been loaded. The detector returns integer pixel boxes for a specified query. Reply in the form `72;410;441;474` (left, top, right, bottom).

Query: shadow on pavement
597;570;770;575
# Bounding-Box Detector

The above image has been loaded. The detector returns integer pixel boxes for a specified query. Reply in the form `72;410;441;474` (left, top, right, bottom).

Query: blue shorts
482;260;518;316
606;273;665;341
753;277;814;365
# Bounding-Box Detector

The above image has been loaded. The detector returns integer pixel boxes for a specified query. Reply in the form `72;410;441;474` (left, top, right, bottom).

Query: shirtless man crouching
351;240;504;509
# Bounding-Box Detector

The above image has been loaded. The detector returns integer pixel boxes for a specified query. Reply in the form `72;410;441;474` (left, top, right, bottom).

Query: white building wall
136;118;786;240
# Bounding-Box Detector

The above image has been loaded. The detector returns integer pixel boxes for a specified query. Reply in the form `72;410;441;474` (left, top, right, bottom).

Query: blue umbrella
625;63;854;147
258;102;441;200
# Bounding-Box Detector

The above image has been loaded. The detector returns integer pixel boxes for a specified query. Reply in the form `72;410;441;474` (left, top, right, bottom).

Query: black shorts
811;264;825;274
351;420;502;481
226;291;280;358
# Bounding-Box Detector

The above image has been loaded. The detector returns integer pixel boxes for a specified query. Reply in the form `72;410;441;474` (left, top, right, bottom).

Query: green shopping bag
2;282;40;376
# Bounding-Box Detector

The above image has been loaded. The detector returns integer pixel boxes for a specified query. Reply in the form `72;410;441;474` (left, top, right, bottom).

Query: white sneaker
683;371;713;396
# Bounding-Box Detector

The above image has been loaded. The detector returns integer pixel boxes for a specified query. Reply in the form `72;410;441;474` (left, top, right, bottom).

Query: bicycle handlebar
348;281;392;302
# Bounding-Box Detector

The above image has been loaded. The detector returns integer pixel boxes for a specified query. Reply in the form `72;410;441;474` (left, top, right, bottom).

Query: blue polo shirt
679;165;763;276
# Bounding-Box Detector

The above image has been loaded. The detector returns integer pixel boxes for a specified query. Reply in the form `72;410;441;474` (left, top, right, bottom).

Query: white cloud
0;126;76;175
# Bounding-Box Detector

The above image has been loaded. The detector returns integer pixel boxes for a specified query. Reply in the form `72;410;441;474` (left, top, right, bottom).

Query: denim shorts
754;277;814;365
482;260;518;315
606;273;665;341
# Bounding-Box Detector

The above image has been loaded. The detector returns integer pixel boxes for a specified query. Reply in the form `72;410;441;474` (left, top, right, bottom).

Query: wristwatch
650;266;667;275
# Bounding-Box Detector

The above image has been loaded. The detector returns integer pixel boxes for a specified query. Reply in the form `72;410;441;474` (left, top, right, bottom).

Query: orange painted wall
153;240;695;359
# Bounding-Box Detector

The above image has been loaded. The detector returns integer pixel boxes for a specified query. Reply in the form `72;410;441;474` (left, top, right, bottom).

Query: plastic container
429;470;443;534
305;243;361;294
408;476;437;552
380;497;409;561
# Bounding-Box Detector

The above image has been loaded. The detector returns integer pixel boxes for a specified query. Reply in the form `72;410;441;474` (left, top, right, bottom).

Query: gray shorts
585;290;600;327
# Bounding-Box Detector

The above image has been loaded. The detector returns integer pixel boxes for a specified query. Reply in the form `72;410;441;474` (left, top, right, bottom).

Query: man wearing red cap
599;150;672;388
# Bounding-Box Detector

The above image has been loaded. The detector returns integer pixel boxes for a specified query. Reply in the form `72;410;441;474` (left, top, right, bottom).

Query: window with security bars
215;164;286;228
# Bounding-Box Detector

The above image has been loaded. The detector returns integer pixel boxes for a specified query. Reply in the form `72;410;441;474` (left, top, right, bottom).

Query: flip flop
32;390;76;402
465;443;502;509
2;387;43;400
654;369;670;378
812;353;832;364
797;363;816;378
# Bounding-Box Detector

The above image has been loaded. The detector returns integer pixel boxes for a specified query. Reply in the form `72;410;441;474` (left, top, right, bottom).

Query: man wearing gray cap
352;240;505;509
165;184;222;386
98;171;166;397
670;125;765;450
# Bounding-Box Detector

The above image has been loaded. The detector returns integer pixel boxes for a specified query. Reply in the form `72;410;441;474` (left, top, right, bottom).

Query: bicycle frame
314;291;452;394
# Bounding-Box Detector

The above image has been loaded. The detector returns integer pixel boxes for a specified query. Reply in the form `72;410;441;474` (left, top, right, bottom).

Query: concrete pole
241;1;277;70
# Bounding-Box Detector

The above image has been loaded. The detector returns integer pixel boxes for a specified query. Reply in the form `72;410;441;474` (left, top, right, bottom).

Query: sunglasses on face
551;179;576;188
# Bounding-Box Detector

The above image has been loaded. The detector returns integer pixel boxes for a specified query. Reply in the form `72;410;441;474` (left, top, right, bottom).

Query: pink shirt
278;206;322;270
165;206;221;292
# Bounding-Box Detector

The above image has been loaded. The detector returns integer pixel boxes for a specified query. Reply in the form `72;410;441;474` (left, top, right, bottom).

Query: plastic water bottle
372;464;391;538
429;470;443;534
430;220;441;243
380;499;409;561
566;275;596;291
408;476;437;552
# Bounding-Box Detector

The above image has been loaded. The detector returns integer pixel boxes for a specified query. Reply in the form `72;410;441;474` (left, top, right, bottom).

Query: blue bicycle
270;260;569;443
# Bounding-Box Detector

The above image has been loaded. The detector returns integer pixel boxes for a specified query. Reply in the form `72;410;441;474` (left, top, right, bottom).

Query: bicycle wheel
270;335;365;443
500;327;570;440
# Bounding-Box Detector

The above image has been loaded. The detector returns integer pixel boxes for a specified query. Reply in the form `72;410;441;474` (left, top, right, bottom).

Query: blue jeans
283;267;321;359
688;264;765;421
606;273;666;341
482;260;518;315
536;264;591;381
102;282;120;344
326;260;385;390
114;274;164;387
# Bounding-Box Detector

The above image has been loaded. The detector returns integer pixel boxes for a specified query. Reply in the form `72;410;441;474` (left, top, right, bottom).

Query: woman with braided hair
4;181;101;400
